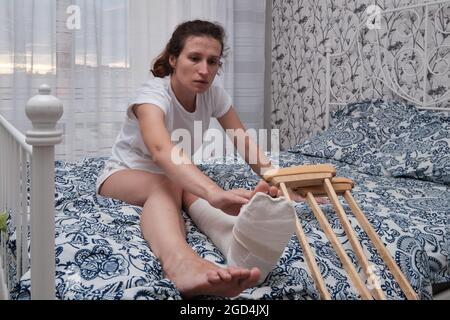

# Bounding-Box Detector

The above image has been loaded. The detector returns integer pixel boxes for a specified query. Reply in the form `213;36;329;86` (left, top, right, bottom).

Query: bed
0;1;449;300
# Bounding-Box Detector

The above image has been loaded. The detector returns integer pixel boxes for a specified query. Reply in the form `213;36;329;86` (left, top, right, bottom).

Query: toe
269;186;279;197
217;268;232;282
206;270;222;284
226;266;242;278
234;267;250;280
239;267;261;288
250;267;261;282
254;180;270;195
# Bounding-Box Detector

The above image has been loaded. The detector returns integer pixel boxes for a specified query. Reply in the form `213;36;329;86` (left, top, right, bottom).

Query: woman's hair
151;20;227;78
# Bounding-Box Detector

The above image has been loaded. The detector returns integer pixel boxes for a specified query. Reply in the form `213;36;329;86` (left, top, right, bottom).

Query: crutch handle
293;177;354;197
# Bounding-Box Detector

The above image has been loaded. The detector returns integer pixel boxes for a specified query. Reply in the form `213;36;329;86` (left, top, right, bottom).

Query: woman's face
169;36;222;94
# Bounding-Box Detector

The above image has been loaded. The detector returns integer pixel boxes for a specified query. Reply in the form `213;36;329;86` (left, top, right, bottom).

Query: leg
184;180;294;283
99;169;186;235
181;180;279;254
100;170;260;298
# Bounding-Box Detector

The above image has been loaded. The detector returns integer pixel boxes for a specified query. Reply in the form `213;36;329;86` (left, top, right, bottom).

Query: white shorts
95;159;166;195
95;159;129;194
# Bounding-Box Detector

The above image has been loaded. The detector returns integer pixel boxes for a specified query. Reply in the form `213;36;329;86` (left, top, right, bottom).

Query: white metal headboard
325;0;450;127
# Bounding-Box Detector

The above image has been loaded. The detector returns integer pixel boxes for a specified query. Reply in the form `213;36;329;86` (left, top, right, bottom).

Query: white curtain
0;0;266;161
0;0;131;161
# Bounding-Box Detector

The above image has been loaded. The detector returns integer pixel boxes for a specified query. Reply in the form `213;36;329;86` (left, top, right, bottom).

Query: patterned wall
271;0;450;149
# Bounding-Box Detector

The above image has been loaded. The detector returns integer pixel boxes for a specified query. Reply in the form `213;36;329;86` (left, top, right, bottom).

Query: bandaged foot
188;192;296;284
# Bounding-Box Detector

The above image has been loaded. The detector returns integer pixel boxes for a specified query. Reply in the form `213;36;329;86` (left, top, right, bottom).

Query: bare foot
166;254;260;299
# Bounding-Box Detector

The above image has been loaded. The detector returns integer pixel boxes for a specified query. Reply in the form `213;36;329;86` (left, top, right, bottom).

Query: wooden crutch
294;177;419;300
264;165;372;299
297;178;385;300
263;165;419;300
343;187;419;299
263;164;335;299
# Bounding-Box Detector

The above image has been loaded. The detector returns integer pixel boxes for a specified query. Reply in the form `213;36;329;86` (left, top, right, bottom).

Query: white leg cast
187;198;236;255
228;193;296;283
188;193;296;284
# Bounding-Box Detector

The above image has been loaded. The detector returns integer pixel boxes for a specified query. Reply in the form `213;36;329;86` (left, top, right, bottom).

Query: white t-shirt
110;75;232;173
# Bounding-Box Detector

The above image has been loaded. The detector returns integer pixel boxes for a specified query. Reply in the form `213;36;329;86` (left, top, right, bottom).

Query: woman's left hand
207;188;252;216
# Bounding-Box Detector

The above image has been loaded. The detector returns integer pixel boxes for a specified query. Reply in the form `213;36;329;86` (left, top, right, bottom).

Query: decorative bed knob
25;84;64;146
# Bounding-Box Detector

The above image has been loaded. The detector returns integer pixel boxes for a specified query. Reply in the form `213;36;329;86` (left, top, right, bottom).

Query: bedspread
8;153;450;299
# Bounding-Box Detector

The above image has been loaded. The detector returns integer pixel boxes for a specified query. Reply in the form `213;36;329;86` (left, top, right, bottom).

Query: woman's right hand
207;188;252;216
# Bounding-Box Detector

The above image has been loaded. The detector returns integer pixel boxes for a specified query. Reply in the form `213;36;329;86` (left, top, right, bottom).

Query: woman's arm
217;106;273;176
218;107;328;204
134;103;250;214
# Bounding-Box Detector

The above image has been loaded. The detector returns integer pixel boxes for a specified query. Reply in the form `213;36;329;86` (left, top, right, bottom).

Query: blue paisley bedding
6;153;449;300
5;100;450;300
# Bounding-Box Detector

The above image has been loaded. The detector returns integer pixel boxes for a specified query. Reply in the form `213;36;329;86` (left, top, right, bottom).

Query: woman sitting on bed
96;20;297;298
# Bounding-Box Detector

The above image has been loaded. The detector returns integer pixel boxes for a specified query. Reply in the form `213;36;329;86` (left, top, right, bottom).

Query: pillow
332;100;421;141
289;100;449;181
290;116;379;162
289;100;397;175
380;112;450;185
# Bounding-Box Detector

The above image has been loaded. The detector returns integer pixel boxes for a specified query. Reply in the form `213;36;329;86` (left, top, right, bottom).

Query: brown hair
151;20;227;78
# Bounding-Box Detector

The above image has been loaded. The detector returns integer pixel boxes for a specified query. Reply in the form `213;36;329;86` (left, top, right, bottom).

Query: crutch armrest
263;164;336;182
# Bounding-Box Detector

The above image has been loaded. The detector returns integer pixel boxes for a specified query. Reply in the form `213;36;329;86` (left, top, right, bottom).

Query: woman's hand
207;188;252;216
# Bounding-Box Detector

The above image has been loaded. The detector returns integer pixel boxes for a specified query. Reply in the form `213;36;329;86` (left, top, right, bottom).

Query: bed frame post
25;84;63;300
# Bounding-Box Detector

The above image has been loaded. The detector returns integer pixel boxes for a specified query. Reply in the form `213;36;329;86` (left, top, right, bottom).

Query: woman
97;20;279;298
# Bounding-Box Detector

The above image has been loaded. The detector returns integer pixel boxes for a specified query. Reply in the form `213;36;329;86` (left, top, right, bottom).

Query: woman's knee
153;176;183;205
